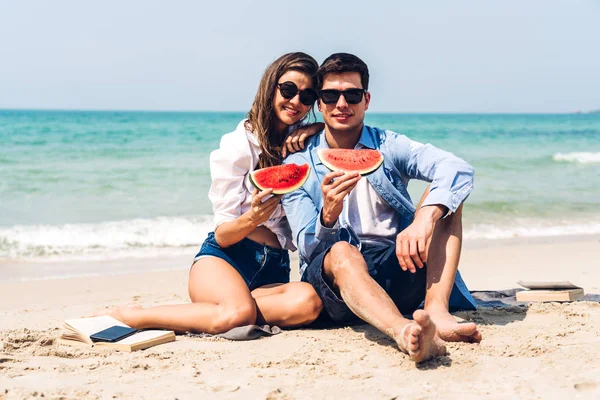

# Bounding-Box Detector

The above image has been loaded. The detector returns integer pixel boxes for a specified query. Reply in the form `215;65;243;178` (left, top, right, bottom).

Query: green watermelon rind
317;148;384;176
249;163;311;195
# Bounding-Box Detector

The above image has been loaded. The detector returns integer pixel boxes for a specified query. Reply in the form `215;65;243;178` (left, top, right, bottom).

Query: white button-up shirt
208;119;295;251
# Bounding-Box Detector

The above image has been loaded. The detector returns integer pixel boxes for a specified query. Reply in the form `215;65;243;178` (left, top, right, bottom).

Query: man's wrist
416;205;447;222
320;210;337;228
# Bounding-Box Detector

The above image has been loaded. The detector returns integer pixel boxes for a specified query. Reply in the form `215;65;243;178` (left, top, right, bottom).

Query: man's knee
324;241;365;277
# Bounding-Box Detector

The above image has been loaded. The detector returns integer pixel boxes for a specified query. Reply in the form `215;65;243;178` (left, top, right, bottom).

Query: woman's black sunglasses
318;88;366;105
277;81;318;106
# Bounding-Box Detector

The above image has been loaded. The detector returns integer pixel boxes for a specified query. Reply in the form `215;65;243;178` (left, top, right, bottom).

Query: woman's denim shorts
193;232;290;291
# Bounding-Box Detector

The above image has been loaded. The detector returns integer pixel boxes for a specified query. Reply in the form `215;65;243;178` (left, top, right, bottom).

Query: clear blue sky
1;0;599;113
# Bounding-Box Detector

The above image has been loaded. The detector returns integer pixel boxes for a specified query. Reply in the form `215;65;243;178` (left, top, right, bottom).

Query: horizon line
1;107;596;115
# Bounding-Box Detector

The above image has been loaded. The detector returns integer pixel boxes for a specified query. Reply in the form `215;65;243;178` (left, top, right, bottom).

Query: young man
282;53;481;362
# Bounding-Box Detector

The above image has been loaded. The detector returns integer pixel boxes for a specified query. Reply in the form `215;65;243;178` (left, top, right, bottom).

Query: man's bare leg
324;242;446;362
416;188;482;343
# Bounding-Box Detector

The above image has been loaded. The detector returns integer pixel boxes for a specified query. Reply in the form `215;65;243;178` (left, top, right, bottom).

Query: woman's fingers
263;199;281;214
261;194;282;209
254;194;280;213
253;188;274;205
254;195;281;222
284;139;295;157
297;132;308;150
283;132;303;156
291;135;302;152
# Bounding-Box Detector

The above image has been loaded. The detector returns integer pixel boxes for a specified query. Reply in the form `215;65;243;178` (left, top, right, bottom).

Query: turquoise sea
1;110;599;262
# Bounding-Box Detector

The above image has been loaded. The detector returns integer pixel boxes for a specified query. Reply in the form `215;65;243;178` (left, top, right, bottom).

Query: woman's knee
290;283;323;323
210;302;257;333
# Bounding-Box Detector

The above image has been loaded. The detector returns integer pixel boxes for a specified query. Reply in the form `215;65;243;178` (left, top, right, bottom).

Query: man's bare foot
90;302;142;327
394;310;446;363
427;307;482;343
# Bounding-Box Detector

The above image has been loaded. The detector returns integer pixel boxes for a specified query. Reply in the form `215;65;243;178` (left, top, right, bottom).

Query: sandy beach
1;235;600;399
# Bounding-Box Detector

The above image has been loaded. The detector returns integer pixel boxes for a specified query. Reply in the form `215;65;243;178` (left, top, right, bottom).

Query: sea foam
552;152;600;164
0;216;213;261
464;220;600;240
2;215;600;262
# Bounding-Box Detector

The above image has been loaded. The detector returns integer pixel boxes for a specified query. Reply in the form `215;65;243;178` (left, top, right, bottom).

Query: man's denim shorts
302;240;426;322
193;232;290;291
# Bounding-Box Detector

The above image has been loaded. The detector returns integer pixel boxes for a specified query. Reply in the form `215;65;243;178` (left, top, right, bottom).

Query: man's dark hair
317;53;369;91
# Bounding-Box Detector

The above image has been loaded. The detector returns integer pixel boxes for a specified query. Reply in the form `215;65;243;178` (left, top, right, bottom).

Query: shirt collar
356;125;376;149
240;119;260;146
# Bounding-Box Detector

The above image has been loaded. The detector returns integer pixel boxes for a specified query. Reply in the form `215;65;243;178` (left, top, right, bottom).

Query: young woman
99;52;324;334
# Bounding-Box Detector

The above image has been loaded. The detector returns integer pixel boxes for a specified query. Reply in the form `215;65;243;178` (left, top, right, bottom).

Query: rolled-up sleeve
281;156;337;263
282;185;338;263
208;132;252;228
315;209;340;241
387;131;474;214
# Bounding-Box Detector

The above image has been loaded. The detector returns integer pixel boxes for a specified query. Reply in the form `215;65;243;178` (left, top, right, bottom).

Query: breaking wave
552;152;600;164
464;220;600;240
2;215;599;262
0;215;213;261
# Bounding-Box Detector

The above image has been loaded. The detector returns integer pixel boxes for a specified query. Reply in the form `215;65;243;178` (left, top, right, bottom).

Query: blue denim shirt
282;125;477;311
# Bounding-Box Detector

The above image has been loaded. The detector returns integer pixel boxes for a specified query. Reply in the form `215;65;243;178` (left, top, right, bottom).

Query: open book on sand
59;315;175;352
516;281;584;302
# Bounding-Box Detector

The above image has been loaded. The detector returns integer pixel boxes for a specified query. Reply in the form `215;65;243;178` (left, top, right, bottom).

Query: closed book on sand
516;281;585;302
59;315;175;352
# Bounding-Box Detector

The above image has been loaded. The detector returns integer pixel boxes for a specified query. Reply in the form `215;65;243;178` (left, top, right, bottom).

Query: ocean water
1;110;599;262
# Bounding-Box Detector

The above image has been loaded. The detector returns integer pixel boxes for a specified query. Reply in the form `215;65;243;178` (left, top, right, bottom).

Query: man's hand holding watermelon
320;170;361;228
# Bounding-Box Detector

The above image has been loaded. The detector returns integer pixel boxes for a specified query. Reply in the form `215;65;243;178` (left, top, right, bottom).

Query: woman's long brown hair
246;52;318;169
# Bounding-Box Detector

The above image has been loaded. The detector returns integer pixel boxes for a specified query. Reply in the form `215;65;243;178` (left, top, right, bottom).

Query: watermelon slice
317;148;384;175
249;163;310;194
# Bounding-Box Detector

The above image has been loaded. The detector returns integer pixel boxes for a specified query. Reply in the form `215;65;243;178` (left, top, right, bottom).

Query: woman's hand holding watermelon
246;188;282;226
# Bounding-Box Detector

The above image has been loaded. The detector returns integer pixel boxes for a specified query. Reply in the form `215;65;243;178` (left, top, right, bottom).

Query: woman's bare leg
99;256;258;334
251;282;323;327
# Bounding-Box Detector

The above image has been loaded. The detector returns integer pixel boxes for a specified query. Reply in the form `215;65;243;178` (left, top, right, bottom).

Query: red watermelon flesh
317;148;384;175
249;163;310;194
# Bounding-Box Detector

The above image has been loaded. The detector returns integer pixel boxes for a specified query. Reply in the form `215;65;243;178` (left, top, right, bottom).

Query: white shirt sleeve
208;128;253;229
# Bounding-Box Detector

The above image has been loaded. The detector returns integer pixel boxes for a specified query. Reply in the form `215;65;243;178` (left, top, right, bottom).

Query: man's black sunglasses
277;81;318;106
318;88;366;105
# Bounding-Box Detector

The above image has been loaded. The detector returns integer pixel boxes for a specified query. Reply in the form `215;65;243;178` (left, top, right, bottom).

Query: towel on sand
187;324;281;341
